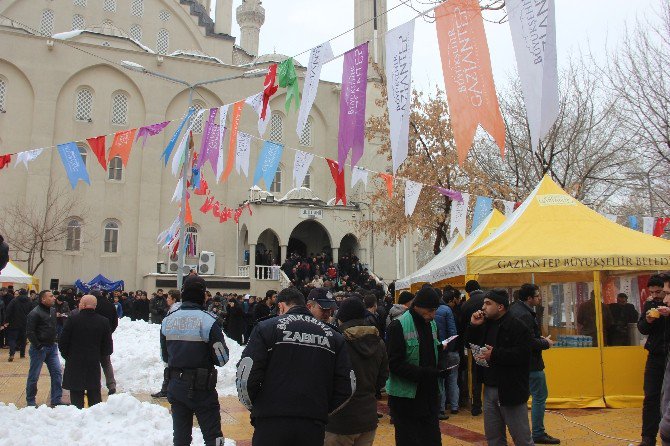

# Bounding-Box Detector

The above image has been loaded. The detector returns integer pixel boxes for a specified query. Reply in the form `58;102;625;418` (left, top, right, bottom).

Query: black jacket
59;309;113;390
149;296;169;324
26;304;58;348
326;320;389;435
638;300;670;356
252;302;271;322
236;305;355;424
466;312;531;406
509;301;549;371
132;298;150;322
0;240;8;272
95;294;118;334
460;290;486;332
5;295;32;330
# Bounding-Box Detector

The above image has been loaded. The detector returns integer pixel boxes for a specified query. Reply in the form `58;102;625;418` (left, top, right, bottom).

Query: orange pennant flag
221;100;244;182
185;196;193;225
379;173;394;198
108;128;137;167
435;0;505;165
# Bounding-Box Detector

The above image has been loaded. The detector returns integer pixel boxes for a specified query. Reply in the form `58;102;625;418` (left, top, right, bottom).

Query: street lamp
121;60;267;289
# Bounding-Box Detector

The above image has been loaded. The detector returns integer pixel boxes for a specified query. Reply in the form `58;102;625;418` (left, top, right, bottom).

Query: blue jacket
434;304;457;343
114;302;123;319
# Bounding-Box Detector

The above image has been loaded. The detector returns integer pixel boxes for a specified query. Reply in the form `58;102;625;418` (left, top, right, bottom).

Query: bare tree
0;180;87;275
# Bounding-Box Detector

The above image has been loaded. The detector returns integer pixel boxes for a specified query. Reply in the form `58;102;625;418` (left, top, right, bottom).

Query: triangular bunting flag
86;136;107;170
326;158;346;205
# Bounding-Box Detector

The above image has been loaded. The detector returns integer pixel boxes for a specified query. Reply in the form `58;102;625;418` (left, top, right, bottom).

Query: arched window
77;144;87;166
72;14;85;30
75;88;93;122
129;24;142;42
159;10;171;21
103;0;116;12
186;226;198;257
302;169;311;189
66;219;81;251
108;156;123;181
299;116;313;146
40;9;55;36
269;113;283;143
270;165;282;193
191;102;205;133
73;0;87;7
156;28;169;55
103;221;119;253
0;78;6;112
131;0;144;17
111;92;128;125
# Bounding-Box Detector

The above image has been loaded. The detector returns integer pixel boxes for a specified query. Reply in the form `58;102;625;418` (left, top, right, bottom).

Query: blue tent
74;274;124;293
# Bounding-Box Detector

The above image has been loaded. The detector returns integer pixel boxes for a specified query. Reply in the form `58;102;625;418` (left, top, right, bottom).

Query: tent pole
531;273;535;284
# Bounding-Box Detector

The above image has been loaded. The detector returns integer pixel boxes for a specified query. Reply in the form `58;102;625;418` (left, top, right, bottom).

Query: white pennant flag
502;200;516;216
172;109;204;176
604;213;618;222
235;131;252;177
450;193;470;237
293;150;314;189
643;217;655;235
215;104;230;182
14;148;44;170
171;178;184;203
507;0;559;151
351;166;369;190
245;92;271;136
404;180;422;217
385;20;415;174
297;42;334;137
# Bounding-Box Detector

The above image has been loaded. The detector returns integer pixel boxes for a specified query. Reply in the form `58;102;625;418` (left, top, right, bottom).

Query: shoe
19;354;25;358
8;356;13;362
108;389;116;395
471;407;482;416
151;390;167;398
533;434;561;444
438;411;450;420
638;438;656;446
51;402;69;408
450;409;459;415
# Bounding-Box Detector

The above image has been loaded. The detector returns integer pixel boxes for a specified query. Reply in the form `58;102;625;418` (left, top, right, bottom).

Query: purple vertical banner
337;42;369;171
197;108;219;172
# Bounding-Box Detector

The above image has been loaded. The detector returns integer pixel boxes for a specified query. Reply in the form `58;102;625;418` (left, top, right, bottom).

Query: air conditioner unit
167;254;198;276
198;251;216;275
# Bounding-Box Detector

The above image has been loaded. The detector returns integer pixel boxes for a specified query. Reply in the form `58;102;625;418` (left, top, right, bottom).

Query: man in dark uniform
236;287;355;446
161;276;230;446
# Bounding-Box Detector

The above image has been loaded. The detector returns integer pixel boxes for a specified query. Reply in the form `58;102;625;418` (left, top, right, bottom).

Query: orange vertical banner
221;100;244;182
108;128;137;167
378;173;394;198
435;0;505;165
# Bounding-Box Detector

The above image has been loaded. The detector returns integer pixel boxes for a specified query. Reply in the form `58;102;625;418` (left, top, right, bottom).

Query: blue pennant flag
628;216;639;230
253;141;284;190
57;142;90;189
161;108;195;166
472;196;493;231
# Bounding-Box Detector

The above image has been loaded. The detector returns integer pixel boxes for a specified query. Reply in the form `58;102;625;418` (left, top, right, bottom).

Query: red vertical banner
654;218;670;237
435;0;505;165
379;173;394;198
86;135;107;170
603;276;619;304
108;129;137;167
326;158;346;205
221;101;244;182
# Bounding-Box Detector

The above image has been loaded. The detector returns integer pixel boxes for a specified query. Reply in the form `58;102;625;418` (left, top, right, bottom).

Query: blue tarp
74;274;124;293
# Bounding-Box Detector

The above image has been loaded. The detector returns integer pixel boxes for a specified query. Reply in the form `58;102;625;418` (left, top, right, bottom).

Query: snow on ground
109;318;244;395
0;394;236;446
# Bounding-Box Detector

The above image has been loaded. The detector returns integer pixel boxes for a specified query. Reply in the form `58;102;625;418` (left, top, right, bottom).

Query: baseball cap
307;287;338;310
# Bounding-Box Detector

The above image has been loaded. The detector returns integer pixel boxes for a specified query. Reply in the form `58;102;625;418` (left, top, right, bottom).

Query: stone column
332;247;340;265
249;243;256;278
280;244;288;264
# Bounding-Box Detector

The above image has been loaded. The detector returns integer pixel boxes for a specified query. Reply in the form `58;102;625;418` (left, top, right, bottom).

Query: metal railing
255;265;280;281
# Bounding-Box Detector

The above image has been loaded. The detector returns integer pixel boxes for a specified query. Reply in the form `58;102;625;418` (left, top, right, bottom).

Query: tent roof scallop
466;175;670;277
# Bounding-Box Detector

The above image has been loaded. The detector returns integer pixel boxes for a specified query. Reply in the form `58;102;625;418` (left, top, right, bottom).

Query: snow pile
0;394;236;446
110;318;244;395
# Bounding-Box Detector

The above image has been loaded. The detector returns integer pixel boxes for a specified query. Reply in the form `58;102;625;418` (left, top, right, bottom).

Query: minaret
236;0;265;56
213;0;233;35
354;0;388;76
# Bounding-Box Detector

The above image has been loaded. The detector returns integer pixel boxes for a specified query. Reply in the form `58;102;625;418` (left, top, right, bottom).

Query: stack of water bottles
555;335;593;347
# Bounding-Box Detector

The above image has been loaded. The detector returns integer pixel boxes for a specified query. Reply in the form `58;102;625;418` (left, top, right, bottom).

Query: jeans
483;386;533;446
529;370;548;438
26;344;62;406
440;352;460;411
643;353;667;441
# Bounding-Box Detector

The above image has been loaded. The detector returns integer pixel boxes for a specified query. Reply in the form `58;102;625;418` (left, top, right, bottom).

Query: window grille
191;102;205;133
269;113;283;143
0;78;6;112
73;0;87;7
159;10;171;21
129;24;142;41
111;93;128;125
131;0;143;17
156;28;169;55
103;0;116;12
75;88;93;121
299;117;313;146
40;9;55;36
72;14;85;30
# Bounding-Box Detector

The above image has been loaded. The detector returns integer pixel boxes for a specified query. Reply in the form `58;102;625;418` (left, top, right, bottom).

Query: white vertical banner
643;217;655;235
235;131;252;177
292;150;314;189
385;20;415;174
171;178;184;203
171;109;203;176
507;0;559;151
404;179;422;217
619;275;633;298
296;42;334;137
215;104;230;182
351;166;369;190
502;200;516;216
14;148;44;169
245;92;271;136
450;192;470;237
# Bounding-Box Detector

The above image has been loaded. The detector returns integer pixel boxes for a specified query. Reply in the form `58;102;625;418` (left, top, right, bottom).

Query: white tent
395;232;464;290
0;261;36;285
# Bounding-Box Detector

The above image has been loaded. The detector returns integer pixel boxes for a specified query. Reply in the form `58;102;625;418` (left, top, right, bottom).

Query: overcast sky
218;0;662;93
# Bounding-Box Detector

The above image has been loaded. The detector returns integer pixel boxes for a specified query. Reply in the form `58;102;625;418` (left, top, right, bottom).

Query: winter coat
26;304;58;348
95;294;119;334
120;297;133;318
149;296;169;324
0;240;8;272
466;312;532;406
236;305;354;424
5;295;32;330
326;320;388;435
638;299;670;355
54;301;71;326
132;298;150;322
459;289;486;331
252;303;271;322
225;301;245;344
59;309;113;391
509;301;549;371
434;304;457;345
0;299;5;326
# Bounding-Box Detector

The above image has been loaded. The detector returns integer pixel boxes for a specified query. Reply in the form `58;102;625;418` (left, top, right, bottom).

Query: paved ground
0;353;642;445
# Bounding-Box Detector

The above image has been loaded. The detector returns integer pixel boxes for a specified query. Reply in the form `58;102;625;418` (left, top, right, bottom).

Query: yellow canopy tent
447;176;670;408
0;260;39;289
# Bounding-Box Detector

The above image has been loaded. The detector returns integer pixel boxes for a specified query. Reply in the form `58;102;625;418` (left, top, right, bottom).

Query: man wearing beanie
160;275;230;446
467;289;533;446
386;286;448;446
325;297;389;446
